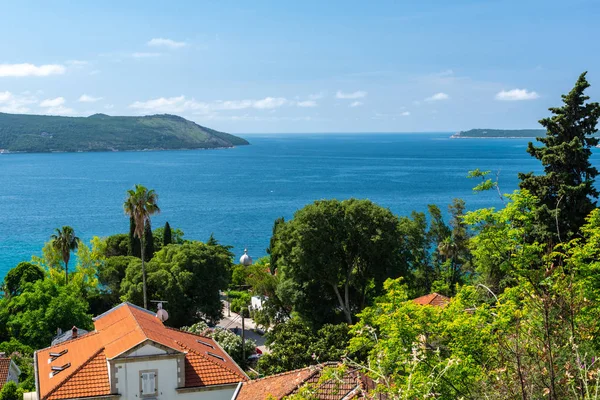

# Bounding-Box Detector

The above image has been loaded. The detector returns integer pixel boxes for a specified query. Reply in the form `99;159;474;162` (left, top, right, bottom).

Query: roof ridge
165;326;214;341
178;342;247;381
36;331;99;352
244;364;318;385
42;348;106;400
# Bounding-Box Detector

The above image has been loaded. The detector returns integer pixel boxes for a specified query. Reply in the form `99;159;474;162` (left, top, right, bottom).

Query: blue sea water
1;133;594;281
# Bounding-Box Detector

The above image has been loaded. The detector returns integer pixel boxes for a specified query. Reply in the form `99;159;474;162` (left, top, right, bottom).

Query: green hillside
0;112;249;153
452;129;546;138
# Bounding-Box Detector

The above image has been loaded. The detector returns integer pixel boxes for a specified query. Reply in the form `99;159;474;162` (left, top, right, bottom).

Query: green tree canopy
258;318;349;375
121;240;232;326
2;262;45;298
0;279;92;349
519;72;600;244
272;199;405;325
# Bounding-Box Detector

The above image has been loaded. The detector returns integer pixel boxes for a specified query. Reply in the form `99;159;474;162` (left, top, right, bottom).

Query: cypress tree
128;216;141;258
144;220;155;261
163;221;172;246
519;72;600;244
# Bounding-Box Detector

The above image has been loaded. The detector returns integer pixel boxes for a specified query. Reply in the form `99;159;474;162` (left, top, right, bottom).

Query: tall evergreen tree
519;72;600;243
128;216;141;258
163;221;172;246
144;220;155;261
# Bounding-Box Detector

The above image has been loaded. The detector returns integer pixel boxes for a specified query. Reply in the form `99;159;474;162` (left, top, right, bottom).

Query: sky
0;0;599;133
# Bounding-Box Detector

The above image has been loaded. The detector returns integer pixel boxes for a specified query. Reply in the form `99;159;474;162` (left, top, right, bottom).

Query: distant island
0;112;249;153
451;129;546;138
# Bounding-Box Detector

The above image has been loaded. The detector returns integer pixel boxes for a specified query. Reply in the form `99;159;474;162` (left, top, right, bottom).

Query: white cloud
147;38;187;49
253;97;288;109
349;101;363;108
39;97;66;107
336;90;367;99
425;92;449;102
495;88;539;101
78;94;103;103
308;92;325;100
401;111;411;116
296;100;317;108
43;105;75;116
66;60;88;66
131;52;162;58
130;95;297;114
0;63;65;77
0;91;38;113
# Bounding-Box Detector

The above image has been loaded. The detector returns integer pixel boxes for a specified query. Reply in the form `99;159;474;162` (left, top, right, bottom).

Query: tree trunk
65;260;69;284
332;284;352;324
141;236;147;309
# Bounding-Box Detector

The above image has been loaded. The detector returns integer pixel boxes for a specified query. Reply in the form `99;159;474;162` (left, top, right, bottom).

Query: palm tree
51;226;80;284
124;184;160;309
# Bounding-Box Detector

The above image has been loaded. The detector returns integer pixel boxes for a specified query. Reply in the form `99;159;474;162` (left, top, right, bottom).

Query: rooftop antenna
150;300;169;323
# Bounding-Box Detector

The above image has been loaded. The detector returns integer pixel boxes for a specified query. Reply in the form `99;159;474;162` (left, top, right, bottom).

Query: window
140;370;158;397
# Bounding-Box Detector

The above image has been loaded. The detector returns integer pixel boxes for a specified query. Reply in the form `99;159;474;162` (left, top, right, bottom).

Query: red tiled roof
236;364;367;400
412;293;450;307
46;350;111;400
36;303;247;400
0;357;11;391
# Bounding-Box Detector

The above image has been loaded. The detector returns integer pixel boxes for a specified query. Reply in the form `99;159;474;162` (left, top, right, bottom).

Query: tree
103;233;129;257
519;72;600;244
128;217;141;258
184;321;257;368
272;199;404;325
121;240;232;326
123;184;160;309
163;221;172;246
0;381;19;400
0;338;35;391
97;255;137;305
2;262;45;298
258;318;350;375
144;220;155;261
0;279;92;349
266;217;284;274
50;226;80;284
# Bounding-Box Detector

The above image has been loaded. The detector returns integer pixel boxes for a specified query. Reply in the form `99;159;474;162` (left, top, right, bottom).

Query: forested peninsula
0;112;249;153
452;128;546;138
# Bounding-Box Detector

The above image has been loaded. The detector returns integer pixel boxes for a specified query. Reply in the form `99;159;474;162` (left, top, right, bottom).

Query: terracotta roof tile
412;293;450;307
0;357;11;390
236;367;318;400
36;302;247;400
46;350;111;400
236;364;366;400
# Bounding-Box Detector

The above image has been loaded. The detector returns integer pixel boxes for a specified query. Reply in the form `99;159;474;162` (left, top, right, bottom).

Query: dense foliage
184;321;257;368
0;112;249;153
519;72;600;244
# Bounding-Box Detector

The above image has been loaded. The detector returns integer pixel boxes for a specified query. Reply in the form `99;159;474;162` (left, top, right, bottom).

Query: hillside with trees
0;112;249;153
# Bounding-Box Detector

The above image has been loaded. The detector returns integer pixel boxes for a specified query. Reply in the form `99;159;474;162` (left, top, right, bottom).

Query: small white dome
239;248;253;266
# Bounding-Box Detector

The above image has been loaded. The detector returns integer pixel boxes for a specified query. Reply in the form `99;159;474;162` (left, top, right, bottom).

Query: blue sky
0;0;599;133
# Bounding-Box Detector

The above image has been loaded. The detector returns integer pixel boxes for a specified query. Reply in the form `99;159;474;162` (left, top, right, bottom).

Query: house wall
113;355;236;400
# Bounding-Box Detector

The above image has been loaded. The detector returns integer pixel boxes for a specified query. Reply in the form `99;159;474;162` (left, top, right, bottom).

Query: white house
33;302;248;400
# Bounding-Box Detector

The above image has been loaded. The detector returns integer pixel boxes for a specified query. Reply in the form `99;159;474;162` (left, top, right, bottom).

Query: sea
2;133;595;281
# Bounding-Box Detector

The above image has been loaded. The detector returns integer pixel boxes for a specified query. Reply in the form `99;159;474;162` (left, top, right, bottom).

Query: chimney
57;327;62;336
71;326;78;339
